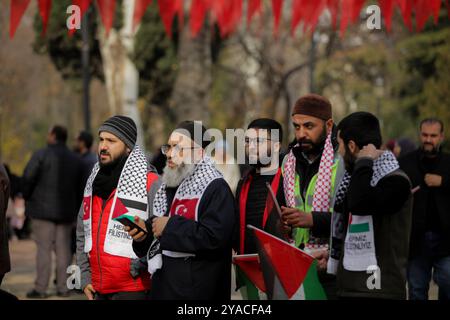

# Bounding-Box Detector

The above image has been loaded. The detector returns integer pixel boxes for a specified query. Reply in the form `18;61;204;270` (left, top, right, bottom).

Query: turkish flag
9;0;31;39
82;196;92;220
170;198;199;220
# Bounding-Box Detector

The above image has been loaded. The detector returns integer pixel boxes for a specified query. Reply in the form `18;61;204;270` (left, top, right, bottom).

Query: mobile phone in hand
114;215;148;235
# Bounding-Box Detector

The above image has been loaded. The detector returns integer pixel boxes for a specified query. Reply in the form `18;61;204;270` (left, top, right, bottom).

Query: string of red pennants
9;0;450;39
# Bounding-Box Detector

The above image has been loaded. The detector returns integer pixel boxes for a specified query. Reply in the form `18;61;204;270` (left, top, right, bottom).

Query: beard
162;162;196;187
297;127;327;157
421;143;440;157
98;150;127;170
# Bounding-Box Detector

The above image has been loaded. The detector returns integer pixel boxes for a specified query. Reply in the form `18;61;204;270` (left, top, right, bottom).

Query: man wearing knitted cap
128;121;236;300
280;94;345;299
76;115;161;300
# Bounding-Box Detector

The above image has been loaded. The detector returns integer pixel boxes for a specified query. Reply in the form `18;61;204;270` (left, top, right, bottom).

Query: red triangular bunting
271;0;283;36
302;0;326;34
9;0;31;39
158;0;183;37
326;0;339;30
291;0;303;35
211;0;242;37
190;0;211;37
430;0;442;23
69;0;93;36
247;0;262;26
133;0;152;32
395;0;413;31
340;0;365;37
379;0;395;32
38;0;52;36
96;0;116;36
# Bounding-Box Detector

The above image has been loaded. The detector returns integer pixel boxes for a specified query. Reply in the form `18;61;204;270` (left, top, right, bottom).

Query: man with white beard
126;121;236;300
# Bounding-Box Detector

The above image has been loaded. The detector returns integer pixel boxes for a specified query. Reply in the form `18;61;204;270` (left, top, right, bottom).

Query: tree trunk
98;0;146;149
170;14;212;125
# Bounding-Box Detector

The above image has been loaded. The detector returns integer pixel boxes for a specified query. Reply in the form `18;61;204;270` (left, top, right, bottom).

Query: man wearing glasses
233;118;287;299
127;121;236;300
235;118;287;255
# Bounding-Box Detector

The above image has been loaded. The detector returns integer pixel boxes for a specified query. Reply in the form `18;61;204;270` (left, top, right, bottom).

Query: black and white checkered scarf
83;146;149;258
147;156;223;275
328;151;399;274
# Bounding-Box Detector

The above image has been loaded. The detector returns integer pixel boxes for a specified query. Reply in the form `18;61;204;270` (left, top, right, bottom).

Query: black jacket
0;164;10;276
22;143;83;223
337;158;412;299
133;178;236;300
234;168;286;254
399;149;450;257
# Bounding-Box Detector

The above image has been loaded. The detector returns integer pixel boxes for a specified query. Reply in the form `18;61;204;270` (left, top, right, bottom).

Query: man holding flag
280;94;345;299
233;118;287;299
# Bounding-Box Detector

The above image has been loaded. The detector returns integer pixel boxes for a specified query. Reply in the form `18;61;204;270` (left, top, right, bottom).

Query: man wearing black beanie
76;115;161;300
128;121;236;300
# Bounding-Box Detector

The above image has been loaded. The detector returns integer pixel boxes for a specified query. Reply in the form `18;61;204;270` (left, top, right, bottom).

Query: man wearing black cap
76;115;161;300
128;121;236;300
280;94;345;299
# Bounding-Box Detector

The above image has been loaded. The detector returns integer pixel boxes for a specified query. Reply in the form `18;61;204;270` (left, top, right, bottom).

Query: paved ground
1;239;437;300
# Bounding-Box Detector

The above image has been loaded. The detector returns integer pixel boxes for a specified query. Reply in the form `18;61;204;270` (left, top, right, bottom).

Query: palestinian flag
233;254;267;300
250;225;327;300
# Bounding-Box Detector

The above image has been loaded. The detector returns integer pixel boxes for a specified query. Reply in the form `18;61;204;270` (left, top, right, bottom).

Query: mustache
299;139;313;144
100;150;110;156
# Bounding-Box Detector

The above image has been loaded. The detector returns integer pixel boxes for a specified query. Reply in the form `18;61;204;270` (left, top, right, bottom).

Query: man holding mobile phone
127;121;236;300
76;115;161;300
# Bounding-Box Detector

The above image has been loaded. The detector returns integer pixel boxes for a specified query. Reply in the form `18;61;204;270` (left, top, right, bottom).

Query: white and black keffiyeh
82;146;149;259
328;151;400;274
147;156;223;275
